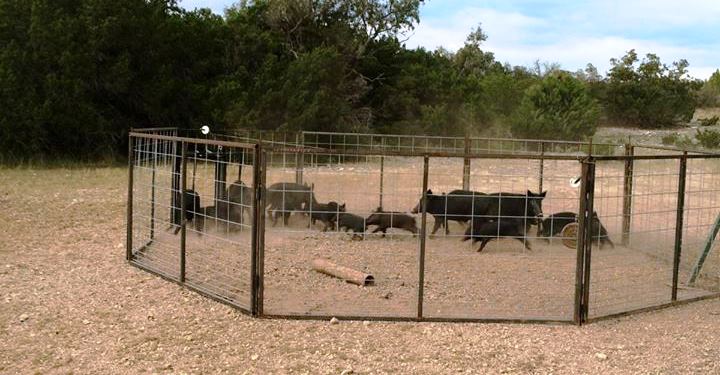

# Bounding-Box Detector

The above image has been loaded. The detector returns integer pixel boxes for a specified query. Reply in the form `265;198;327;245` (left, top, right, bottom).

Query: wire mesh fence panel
680;158;720;298
421;156;581;321
182;142;256;310
128;131;257;311
260;150;421;318
130;134;182;280
588;153;680;318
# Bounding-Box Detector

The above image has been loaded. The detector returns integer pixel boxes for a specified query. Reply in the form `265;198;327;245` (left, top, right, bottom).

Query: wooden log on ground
312;258;374;286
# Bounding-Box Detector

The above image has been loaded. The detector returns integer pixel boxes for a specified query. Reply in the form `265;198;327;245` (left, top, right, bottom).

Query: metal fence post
254;148;267;316
672;153;687;301
149;138;158;240
574;158;595;325
295;132;304;184
622;144;634;246
171;140;182;225
580;160;596;323
214;147;228;208
538;142;545;193
251;144;264;316
379;156;385;210
417;155;430;319
462;135;471;190
180;142;188;283
126;134;135;261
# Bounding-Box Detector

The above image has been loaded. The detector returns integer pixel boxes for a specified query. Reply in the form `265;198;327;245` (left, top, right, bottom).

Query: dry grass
2;167;720;374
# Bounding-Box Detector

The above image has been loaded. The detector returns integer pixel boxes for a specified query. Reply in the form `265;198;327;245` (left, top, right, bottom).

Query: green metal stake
688;212;720;285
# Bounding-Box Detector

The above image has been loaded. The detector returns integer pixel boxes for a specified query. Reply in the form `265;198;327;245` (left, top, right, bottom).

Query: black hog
170;189;203;235
466;191;547;235
462;219;530;252
411;190;484;235
266;182;316;226
226;179;253;224
330;212;366;240
366;208;418;236
540;211;615;249
309;201;346;231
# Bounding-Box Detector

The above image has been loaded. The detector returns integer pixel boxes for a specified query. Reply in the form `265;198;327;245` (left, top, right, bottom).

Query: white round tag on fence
569;176;581;188
200;125;210;135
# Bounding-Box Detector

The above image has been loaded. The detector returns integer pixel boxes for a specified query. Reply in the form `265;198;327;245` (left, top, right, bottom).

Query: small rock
595;352;607;360
330;317;340;325
341;369;353;375
19;314;29;322
382;292;392;299
251;354;259;361
363;320;370;326
82;319;90;325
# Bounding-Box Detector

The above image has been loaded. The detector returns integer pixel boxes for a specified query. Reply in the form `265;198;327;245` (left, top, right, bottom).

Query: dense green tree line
0;0;710;162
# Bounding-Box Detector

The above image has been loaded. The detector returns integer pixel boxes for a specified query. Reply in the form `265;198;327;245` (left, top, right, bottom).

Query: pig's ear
427;189;433;195
540;190;547;198
375;206;382;212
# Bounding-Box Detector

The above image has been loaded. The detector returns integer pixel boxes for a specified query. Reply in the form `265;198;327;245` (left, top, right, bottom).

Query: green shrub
696;129;720;149
604;50;696;128
699;116;720;127
662;133;695;148
511;72;599;141
662;133;679;145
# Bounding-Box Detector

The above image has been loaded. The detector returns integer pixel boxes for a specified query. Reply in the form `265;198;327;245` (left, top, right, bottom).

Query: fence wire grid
127;129;720;324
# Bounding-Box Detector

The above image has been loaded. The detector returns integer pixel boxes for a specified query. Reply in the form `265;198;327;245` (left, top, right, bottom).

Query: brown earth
2;166;720;374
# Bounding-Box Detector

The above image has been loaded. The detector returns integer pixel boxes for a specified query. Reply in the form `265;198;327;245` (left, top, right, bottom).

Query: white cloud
406;4;720;79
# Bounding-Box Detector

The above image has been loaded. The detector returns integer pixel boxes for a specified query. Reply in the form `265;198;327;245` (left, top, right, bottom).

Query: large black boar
265;182;316;226
411;190;484;235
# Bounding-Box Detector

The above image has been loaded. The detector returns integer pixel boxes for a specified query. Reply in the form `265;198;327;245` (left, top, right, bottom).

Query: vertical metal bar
171;140;182;225
672;153;687;301
462;135;471;190
379;156;385;210
295;133;304;184
255;149;268;316
126;134;135;261
580;160;596;323
538;142;545;193
238;149;244;182
214;147;227;208
149;138;158;240
574;160;590;325
179;142;188;282
622;144;634;246
417;155;430;319
250;144;261;315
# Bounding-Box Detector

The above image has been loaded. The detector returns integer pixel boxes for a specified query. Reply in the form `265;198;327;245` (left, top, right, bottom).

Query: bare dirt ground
3;167;720;374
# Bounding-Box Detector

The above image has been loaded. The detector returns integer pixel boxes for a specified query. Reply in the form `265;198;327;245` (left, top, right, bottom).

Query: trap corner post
251;144;267;317
672;152;688;301
417;155;430;319
574;157;596;325
126;133;134;261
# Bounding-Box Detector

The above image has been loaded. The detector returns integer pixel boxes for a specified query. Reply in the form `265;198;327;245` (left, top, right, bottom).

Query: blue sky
179;0;720;79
